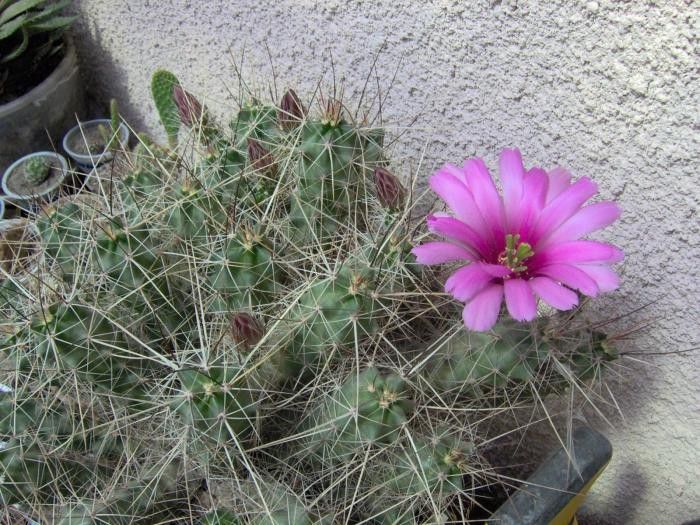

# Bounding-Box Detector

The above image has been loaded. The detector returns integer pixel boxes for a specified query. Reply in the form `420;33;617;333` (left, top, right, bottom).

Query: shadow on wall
578;461;648;525
69;0;149;134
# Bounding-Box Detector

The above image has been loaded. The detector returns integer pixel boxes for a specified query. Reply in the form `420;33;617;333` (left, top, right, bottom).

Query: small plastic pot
63;118;130;169
1;152;69;211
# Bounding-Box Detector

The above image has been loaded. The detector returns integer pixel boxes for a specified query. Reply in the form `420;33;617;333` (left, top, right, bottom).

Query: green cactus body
23;156;52;186
428;318;615;395
174;366;257;443
28;303;147;395
37;202;86;279
151;69;181;147
56;461;181;525
207;229;277;310
284;266;378;375
366;436;473;524
93;221;161;293
230;102;281;151
166;179;226;239
0;394;97;504
0;438;54;504
201;509;242;525
385;436;472;497
119;152;168;221
427;323;540;393
290;120;383;244
305;368;413;464
201;147;245;205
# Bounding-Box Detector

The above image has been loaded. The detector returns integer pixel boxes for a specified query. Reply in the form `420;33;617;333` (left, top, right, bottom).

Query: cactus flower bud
230;312;264;348
173;85;204;127
278;89;305;130
247;138;275;173
321;98;343;126
373;167;405;209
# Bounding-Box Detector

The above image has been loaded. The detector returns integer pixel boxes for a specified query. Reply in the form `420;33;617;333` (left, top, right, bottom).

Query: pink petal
445;263;511;302
532;177;598;244
530;240;624;267
442;163;469;185
518;167;549;239
429;169;491;241
545;167;572;203
445;265;493;302
463;284;504;331
536;264;599;296
427;214;490;259
529;276;579;310
499;149;525;230
412;242;474;265
504;279;537;321
540;202;621;247
575;265;620;292
462;158;506;240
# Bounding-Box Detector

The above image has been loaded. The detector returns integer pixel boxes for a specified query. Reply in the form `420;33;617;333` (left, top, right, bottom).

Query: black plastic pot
488;426;612;525
0;39;86;180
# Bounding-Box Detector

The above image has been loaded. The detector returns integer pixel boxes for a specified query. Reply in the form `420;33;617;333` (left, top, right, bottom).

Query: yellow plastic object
549;459;610;525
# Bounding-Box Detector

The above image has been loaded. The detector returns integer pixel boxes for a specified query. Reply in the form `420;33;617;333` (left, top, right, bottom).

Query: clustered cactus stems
23;156;51;186
0;68;622;523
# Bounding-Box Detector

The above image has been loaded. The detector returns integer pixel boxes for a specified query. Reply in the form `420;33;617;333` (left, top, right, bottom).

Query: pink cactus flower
412;148;623;332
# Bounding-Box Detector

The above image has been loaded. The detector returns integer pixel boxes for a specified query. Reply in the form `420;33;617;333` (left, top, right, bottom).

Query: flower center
498;233;534;273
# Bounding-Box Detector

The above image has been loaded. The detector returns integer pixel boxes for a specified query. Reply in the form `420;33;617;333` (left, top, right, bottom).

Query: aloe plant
0;0;76;101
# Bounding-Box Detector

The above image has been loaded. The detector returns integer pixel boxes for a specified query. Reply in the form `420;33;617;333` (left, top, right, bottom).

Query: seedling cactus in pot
62;99;130;169
0;68;627;523
1;151;68;208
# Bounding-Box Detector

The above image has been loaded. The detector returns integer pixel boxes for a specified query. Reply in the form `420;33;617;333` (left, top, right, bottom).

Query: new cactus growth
0;68;623;523
23;156;51;186
152;69;182;147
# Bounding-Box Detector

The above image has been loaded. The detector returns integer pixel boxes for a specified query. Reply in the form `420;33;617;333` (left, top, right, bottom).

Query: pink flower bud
278;89;305;130
173;85;204;127
374;167;405;209
230;312;264;348
247;138;275;173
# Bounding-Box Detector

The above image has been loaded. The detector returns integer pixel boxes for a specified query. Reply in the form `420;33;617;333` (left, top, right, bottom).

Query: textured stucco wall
70;1;698;523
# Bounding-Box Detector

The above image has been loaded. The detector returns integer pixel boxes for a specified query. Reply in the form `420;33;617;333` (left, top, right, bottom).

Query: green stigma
498;233;534;273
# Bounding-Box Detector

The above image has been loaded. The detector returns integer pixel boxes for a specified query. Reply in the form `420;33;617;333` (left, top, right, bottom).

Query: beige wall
71;1;699;523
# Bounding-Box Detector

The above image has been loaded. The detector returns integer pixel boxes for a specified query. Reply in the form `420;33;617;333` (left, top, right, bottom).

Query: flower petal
530;240;624;267
445;262;511;302
541;202;621;247
518;167;549;239
529;276;579;310
545;167;572;203
532;177;598;244
575;264;620;292
463;158;506;240
412;242;474;265
536;263;599;296
499;149;525;230
427;214;490;259
504;279;537;321
445;265;493;302
463;284;504;331
429;169;491;241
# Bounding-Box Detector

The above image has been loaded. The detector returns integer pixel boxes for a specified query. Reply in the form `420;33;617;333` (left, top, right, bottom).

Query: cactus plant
23;155;51;186
0;69;623;524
